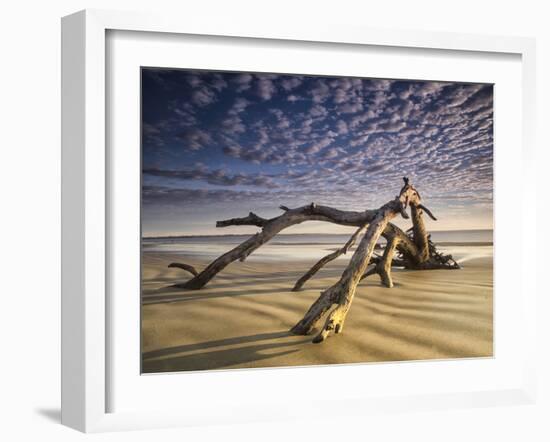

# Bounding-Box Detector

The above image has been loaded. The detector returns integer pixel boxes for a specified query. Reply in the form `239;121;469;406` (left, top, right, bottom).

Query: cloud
309;79;331;103
309;104;328;118
228;98;250;115
416;82;446;98
142;185;280;209
336;120;348;134
142;122;165;148
210;74;228;92
142;70;494;230
304;136;334;154
339;100;363;114
256;76;277;100
221;115;246;135
177;128;212;150
232;73;254;92
144;167;278;188
191;87;217;106
281;77;303;91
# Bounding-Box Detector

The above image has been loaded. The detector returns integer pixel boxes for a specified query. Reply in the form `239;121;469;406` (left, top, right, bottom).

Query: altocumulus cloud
141;69;493;234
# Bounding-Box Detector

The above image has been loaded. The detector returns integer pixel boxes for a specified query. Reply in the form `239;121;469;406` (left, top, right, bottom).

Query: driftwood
292;225;367;292
290;178;425;342
360;234;401;288
167;178;460;343
172;201;419;290
167;262;198;276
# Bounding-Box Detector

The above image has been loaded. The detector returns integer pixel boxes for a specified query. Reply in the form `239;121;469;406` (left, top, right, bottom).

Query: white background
0;0;548;441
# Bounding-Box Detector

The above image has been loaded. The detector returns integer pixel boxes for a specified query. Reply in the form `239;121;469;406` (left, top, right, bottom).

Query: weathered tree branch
291;189;416;342
172;202;420;290
286;198;445;290
410;204;430;263
167;262;198;276
215;212;268;228
417;203;437;221
167;198;454;291
292;225;367;291
360;234;401;287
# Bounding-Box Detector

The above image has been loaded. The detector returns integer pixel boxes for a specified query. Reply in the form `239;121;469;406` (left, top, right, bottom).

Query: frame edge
61;10;87;432
61;9;108;433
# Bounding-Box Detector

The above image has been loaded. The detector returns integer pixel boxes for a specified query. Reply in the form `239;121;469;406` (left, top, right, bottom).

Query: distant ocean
142;230;493;263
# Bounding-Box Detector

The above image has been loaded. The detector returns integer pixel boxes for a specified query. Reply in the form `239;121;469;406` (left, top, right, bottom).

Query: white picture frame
61;9;537;433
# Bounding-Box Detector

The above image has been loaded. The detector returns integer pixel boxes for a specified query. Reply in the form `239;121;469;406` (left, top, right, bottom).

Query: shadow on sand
142;330;311;373
142;286;302;305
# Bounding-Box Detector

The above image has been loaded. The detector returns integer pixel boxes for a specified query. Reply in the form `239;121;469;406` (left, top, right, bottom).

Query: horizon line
142;227;494;239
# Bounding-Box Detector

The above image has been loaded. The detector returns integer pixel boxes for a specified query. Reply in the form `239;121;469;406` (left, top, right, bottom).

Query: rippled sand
141;246;493;373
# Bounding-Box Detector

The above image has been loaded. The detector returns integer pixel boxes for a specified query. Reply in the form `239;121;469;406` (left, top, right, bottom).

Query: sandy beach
141;242;493;373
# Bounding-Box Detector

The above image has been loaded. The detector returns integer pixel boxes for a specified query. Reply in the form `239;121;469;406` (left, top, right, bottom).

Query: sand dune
141;248;493;373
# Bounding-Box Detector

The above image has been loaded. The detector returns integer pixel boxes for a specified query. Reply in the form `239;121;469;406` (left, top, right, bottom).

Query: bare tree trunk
291;198;406;342
361;234;401;287
379;235;400;287
406;203;460;271
410;204;430;262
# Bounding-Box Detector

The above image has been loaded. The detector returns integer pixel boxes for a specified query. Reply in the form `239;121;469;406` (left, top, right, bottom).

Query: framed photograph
61;9;537;432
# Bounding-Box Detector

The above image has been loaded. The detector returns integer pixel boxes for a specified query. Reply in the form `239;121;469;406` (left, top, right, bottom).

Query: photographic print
141;68;493;373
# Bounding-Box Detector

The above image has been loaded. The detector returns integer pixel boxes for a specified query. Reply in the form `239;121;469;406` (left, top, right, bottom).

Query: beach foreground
141;246;493;373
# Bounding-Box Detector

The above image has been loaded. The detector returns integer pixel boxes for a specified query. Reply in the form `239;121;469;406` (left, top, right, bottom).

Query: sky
141;68;493;236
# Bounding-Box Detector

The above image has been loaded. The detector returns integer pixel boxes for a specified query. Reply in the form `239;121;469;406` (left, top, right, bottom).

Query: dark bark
167;262;198;276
